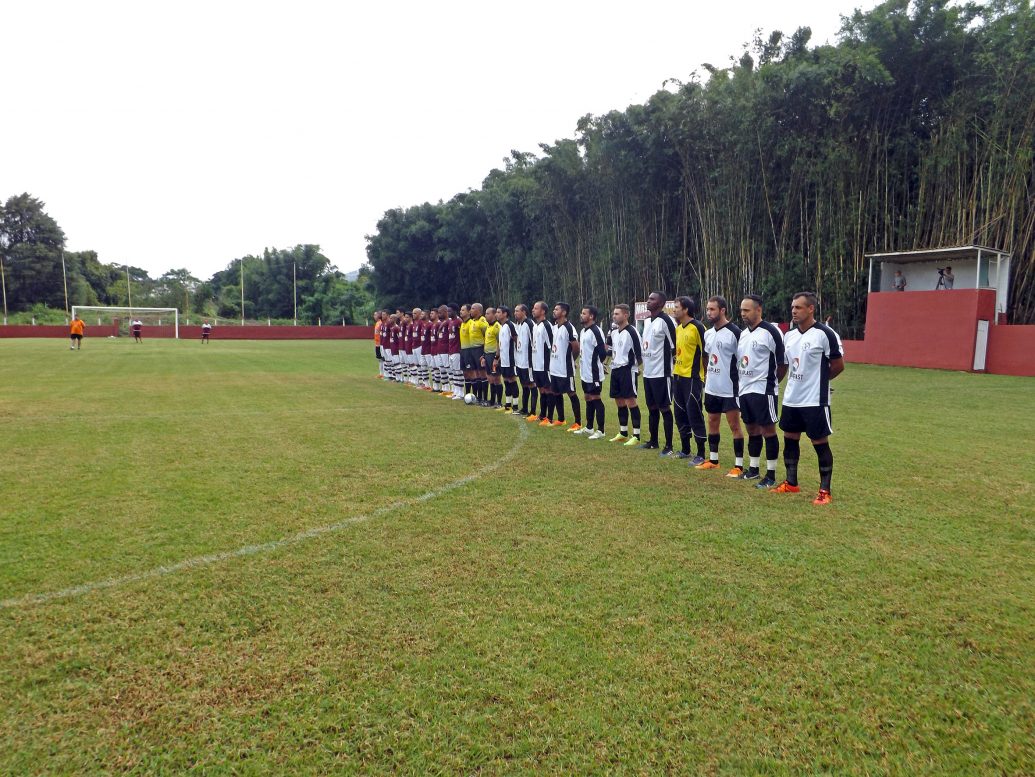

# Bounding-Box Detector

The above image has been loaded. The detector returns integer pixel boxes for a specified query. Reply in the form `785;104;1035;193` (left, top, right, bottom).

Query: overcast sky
3;0;877;281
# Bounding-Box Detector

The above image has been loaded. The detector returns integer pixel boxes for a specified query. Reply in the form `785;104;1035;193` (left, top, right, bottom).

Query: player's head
411;307;423;320
497;305;510;321
484;306;496;322
532;301;547;321
428;308;438;321
706;295;729;326
674;296;695;322
553;302;570;323
471;302;483;317
647;291;666;314
740;294;763;326
460;304;470;320
791;291;818;326
613;303;630;327
580;305;598;325
514;303;528;322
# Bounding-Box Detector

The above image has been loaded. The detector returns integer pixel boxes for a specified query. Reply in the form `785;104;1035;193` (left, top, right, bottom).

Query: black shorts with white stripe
739;393;779;426
500;365;516;379
533;369;551;389
779;405;833;439
609;366;637;399
550;374;575;395
643;376;672;408
516;367;533;384
581;379;602;396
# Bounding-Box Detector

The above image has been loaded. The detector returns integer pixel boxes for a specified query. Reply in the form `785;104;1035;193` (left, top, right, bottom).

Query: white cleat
587;430;605;440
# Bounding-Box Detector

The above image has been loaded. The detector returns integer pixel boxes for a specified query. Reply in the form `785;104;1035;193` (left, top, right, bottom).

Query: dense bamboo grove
367;0;1035;334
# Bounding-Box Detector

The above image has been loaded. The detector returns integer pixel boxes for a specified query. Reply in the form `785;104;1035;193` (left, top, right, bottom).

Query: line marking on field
1;418;529;610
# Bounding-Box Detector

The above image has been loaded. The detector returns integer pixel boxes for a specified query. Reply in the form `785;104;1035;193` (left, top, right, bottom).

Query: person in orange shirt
69;315;85;350
373;311;385;377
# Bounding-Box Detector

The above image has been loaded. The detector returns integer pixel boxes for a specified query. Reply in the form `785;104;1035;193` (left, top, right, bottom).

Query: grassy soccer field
1;338;1032;774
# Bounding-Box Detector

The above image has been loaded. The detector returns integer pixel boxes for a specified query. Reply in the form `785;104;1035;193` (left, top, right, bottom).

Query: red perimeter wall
0;324;371;340
842;289;1033;376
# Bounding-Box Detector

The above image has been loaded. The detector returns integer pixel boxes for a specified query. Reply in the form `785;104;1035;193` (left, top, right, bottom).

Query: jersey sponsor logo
741;354;749;367
710;353;719;365
551;342;558;354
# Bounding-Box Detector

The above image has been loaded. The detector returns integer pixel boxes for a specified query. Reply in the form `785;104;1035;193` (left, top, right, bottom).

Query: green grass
1;338;1033;774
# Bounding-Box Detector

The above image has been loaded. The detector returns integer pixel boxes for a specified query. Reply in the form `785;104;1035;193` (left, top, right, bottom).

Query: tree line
366;0;1035;335
0;193;374;324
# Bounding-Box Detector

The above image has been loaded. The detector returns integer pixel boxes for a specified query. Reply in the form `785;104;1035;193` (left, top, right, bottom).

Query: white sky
2;0;877;281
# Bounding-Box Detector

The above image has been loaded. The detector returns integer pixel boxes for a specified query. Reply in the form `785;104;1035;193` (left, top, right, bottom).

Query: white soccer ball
464;393;476;404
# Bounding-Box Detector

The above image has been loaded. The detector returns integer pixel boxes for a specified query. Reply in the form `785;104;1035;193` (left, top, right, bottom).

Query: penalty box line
1;420;530;610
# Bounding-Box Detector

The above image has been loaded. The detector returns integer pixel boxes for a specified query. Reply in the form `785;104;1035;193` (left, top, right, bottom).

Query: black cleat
639;441;660;450
658;447;674;457
755;477;777;489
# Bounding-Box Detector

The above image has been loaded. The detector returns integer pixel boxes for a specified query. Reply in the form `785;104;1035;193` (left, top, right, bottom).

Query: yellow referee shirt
484;321;500;353
674;319;706;380
468;316;488;347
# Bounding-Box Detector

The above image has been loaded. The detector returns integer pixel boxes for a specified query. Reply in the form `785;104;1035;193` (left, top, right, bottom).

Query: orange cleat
695;460;720;470
770;481;801;494
812;489;832;505
538;419;552;427
725;466;744;478
527;414;541;422
551;420;566;427
566;423;582;433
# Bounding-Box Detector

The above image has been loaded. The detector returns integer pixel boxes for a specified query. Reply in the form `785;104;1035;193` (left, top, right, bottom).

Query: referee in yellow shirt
481;307;503;408
673;296;708;464
459;304;474;398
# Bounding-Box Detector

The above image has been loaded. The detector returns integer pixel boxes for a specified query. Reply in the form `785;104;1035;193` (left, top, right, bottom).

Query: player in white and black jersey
702;295;746;477
549;302;582;432
576;305;608;439
737;294;786;488
772;291;845;505
494;306;520;413
513;304;538;418
639;291;677;452
607;303;644;446
531;301;558;426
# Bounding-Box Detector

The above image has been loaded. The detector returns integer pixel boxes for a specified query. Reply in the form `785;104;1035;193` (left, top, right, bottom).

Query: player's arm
569;327;580;357
830;357;845;379
775;329;788;381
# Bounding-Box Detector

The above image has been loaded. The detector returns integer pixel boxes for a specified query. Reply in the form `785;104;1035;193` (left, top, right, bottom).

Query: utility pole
61;250;70;323
240;256;245;325
293;261;297;325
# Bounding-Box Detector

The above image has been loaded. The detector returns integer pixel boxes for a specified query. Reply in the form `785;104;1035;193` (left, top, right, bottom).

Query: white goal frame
72;306;180;339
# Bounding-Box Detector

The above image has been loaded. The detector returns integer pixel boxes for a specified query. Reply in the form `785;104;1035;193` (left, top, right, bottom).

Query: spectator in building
939;266;954;289
892;270;907;291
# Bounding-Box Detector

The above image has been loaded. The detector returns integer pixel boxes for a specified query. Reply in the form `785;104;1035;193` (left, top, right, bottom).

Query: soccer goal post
72;306;180;338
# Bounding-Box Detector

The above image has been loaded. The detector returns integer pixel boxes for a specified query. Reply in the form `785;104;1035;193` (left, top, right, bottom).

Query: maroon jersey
427;319;439;354
437;319;448;355
445;317;460;355
420;320;433;350
388;324;402;353
379;322;390;350
401;324;412;354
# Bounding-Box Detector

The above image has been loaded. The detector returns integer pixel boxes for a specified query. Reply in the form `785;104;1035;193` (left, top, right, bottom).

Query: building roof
864;245;1011;264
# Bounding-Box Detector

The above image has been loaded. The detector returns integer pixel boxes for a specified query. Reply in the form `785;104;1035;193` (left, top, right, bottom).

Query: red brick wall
0;324;372;340
0;323;119;338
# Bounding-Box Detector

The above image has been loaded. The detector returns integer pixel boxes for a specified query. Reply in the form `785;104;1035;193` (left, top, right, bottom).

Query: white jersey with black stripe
782;323;843;407
737;321;785;396
515;318;533;369
497;320;517;368
609;324;642;369
531;319;553;372
549;320;578;378
704;322;742;398
640;312;676;379
579;323;606;383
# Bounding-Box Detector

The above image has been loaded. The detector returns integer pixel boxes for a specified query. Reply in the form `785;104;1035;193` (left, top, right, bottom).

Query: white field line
1;419;529;609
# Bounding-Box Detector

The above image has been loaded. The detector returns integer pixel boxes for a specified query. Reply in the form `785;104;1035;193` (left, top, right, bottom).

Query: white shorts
412;347;422;363
449;353;461;372
437;353;448;368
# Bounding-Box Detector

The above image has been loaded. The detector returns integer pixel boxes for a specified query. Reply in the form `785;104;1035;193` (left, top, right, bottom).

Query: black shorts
581;379;603;397
500;365;516;379
533;369;551;389
643;376;672;408
739;393;779;427
470;346;486;371
70;334;82;341
550;374;575;394
516;366;533;384
461;348;476;371
484;351;499;375
375;346;383;360
704;392;739;414
780;405;834;439
609;366;637;399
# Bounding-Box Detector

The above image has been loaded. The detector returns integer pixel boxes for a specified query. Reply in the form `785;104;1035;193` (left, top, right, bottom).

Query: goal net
72;306;180;338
